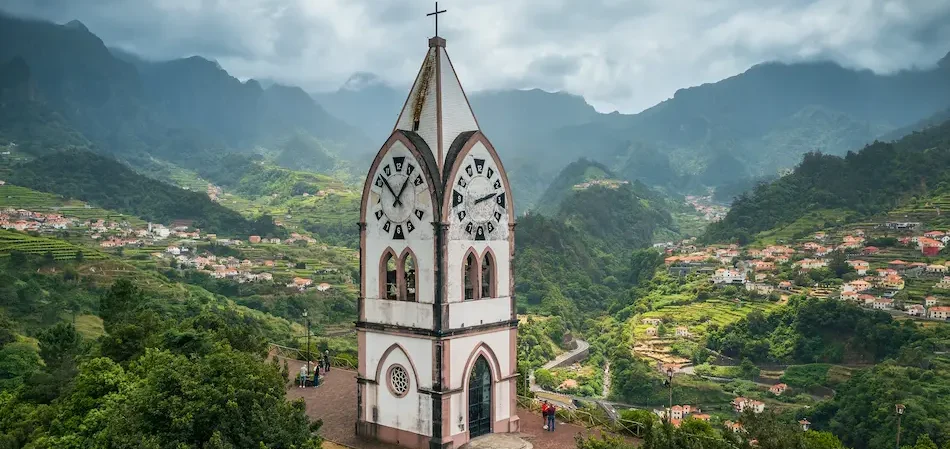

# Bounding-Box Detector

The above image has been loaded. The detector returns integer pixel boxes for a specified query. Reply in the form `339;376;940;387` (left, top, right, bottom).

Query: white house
711;268;746;285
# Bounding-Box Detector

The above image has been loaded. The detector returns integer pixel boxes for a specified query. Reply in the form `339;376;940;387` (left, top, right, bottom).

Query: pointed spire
394;38;479;172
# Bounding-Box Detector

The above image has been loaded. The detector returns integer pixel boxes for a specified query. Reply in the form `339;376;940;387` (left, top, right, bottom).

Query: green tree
38;322;83;374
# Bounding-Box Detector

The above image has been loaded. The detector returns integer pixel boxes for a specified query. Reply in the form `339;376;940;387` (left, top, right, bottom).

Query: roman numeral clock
451;157;507;240
370;155;430;239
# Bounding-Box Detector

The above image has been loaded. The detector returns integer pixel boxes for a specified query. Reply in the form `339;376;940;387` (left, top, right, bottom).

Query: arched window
381;250;397;300
464;251;478;301
401;251;417;302
481;252;495;299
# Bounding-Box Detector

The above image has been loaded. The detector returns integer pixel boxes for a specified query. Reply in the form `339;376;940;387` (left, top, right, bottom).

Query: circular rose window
389;365;410;397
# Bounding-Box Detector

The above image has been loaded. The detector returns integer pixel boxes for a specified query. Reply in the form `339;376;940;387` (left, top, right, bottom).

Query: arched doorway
468;356;492;438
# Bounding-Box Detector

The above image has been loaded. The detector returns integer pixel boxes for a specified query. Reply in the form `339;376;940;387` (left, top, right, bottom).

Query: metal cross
427;2;447;37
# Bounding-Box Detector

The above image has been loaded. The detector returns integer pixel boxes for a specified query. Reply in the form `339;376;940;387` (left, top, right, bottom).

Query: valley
0;8;949;449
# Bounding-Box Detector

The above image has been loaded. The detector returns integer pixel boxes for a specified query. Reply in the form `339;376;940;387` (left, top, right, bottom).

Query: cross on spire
426;2;447;37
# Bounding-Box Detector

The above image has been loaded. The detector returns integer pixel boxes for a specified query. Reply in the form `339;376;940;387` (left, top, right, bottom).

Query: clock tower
356;34;519;449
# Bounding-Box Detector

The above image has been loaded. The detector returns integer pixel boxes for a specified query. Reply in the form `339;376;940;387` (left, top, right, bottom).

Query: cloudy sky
3;0;949;113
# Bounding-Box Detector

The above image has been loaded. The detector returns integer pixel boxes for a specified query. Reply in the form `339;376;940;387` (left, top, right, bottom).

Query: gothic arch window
464;250;478;301
400;249;417;302
481;251;495;299
380;249;398;300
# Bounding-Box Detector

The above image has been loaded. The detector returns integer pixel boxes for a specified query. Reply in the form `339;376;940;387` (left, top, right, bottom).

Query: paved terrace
278;356;605;449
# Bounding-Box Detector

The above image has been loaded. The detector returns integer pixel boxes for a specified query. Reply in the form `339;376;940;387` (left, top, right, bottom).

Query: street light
896;404;905;449
303;310;311;377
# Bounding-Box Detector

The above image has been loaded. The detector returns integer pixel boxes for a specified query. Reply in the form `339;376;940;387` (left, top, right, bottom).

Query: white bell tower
355;18;519;449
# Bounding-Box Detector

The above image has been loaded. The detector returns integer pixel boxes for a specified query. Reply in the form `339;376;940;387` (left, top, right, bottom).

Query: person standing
298;365;308;388
540;401;549;430
323;350;331;372
546;403;557;431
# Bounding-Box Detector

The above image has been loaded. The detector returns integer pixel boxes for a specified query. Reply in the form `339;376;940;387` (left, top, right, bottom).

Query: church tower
356;31;519;449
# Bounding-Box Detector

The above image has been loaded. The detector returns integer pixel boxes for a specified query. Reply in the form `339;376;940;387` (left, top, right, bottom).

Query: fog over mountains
2;12;949;209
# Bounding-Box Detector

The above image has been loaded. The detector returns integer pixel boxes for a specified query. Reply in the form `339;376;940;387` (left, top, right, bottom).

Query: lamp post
896;404;905;449
303;310;311;377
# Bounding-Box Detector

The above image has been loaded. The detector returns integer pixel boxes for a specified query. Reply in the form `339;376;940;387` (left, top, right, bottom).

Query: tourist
323;350;331;372
545;403;557;431
541;400;550;430
298;365;308;388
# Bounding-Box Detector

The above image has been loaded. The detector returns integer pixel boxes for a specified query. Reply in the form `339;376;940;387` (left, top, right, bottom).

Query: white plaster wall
365;297;433;328
369;334;433;436
447;329;515;438
448;296;510;329
366;331;434;390
439;50;478;166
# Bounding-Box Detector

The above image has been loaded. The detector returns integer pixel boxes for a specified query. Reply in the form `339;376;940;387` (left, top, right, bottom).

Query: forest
0;253;320;448
704;119;950;243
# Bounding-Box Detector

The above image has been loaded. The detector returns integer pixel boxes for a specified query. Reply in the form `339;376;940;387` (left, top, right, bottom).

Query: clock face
370;155;429;240
450;157;507;241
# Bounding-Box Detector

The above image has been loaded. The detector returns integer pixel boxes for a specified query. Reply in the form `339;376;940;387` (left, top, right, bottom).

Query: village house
753;261;775;272
889;260;908;270
863;246;881;255
645;327;657;337
925;230;946;239
814;232;827;240
882;274;906;290
840;291;859;301
733;398;765;414
288;277;313;291
906;304;926;316
929;306;950;320
675;326;690;338
166;246;181;255
936;277;950;290
848;260;870;275
723;421;744;433
769;383;788;395
643;318;662;326
860;294;877;304
796;259;827;270
926;296;940;307
746;282;774;295
872;298;894;310
711;268;746;285
317;283;332;292
928;264;949;274
843;280;872;292
249;235;262;244
778;281;793;290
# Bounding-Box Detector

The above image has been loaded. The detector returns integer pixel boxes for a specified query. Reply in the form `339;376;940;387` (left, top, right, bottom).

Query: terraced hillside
0;229;105;260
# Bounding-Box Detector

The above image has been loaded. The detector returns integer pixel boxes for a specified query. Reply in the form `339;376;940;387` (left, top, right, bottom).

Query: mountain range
315;50;950;208
0;13;370;176
2;11;950;213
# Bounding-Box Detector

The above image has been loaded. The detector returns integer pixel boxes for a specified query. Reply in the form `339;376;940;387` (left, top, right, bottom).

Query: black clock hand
393;179;410;207
473;192;497;205
380;176;402;206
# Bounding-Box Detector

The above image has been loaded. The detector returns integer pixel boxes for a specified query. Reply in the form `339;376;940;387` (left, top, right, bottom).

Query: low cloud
2;0;949;113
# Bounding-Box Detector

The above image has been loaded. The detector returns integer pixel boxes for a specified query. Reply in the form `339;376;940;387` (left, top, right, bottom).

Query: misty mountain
322;51;950;209
0;13;370;174
311;72;405;145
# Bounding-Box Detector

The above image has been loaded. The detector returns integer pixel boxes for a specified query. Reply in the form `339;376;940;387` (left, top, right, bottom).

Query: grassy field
74;314;105;338
0;229;105;260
